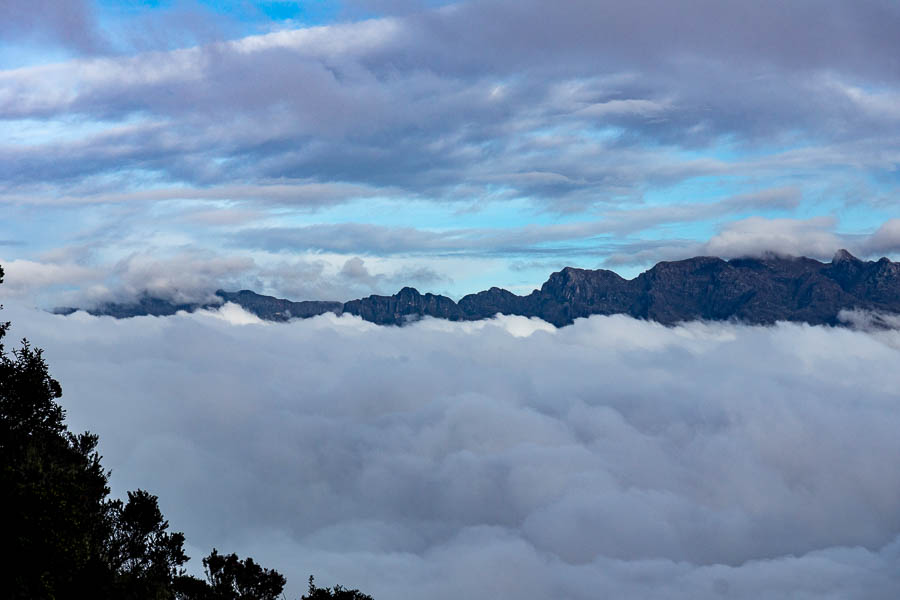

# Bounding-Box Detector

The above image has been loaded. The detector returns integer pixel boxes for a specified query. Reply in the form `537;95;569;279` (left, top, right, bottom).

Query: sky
2;0;900;307
4;303;900;599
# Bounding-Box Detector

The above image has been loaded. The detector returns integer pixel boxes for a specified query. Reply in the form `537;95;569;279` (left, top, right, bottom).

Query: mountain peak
832;249;860;263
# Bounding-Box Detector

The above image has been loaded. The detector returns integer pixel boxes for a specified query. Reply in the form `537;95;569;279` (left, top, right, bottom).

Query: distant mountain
214;290;343;321
54;295;207;319
56;250;900;327
55;291;342;323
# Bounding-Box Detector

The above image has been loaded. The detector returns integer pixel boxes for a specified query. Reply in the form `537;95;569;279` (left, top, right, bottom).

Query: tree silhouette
303;576;374;600
175;549;286;600
105;489;191;599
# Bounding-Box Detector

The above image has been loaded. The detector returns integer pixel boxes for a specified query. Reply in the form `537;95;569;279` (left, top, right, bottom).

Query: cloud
602;216;900;269
5;301;900;598
231;189;801;256
196;302;265;326
838;309;900;337
0;248;456;308
701;216;845;260
0;250;258;307
338;256;445;290
106;251;257;304
0;258;100;298
0;182;389;210
863;219;900;256
251;255;452;301
0;0;106;55
2;1;899;213
596;187;801;235
8;215;900;309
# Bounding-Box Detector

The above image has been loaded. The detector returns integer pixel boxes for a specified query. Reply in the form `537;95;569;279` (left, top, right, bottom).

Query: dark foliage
303;576;374;600
175;549;287;600
105;489;191;599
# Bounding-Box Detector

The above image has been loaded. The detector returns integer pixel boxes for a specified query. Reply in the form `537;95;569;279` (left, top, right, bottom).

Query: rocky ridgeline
58;250;900;327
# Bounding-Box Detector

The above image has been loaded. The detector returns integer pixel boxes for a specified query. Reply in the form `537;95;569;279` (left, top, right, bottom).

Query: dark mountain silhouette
56;250;900;327
54;295;202;319
215;290;343;321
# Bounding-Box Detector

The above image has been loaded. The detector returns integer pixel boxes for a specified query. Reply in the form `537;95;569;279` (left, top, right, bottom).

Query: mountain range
56;250;900;327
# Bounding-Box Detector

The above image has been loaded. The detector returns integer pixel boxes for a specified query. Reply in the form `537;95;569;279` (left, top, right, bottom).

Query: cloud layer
5;301;900;599
4;2;899;205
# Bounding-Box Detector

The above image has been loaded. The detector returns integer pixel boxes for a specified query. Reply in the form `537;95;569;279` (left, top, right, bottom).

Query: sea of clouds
4;301;900;599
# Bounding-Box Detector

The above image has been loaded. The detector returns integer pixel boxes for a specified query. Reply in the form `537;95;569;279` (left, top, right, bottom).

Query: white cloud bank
4;302;900;599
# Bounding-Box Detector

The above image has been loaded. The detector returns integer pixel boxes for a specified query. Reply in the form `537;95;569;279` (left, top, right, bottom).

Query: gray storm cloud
3;301;899;599
0;0;105;54
2;0;899;212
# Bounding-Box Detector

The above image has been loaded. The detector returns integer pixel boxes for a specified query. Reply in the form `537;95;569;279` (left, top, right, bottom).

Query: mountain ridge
55;250;900;327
